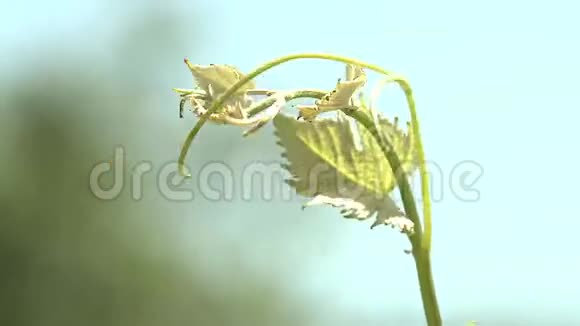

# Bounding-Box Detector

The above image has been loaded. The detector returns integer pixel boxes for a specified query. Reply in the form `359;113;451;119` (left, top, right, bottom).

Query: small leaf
296;65;366;121
316;65;366;110
182;60;255;120
185;61;256;95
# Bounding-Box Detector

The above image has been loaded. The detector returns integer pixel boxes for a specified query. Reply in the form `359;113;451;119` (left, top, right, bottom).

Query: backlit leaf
273;103;417;230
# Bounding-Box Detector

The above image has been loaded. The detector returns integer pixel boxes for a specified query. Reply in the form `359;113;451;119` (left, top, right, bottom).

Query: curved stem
369;77;433;251
396;81;432;252
346;109;441;326
177;53;431;251
247;89;327;117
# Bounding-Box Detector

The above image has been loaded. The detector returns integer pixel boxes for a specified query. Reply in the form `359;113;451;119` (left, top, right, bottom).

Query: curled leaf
296;64;366;121
180;59;255;121
316;65;366;110
184;60;256;95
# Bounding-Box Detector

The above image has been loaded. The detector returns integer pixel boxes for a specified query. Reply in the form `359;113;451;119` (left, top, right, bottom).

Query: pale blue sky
3;0;579;324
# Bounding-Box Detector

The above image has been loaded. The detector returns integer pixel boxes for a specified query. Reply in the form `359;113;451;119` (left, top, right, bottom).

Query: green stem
396;81;433;252
413;247;441;326
346;109;441;326
176;53;440;324
247;89;328;117
368;76;433;251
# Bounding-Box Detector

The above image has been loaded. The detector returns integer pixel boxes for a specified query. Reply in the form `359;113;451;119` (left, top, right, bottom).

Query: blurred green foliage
0;5;313;326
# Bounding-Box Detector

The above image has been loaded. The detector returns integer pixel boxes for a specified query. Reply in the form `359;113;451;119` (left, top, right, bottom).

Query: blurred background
1;0;579;325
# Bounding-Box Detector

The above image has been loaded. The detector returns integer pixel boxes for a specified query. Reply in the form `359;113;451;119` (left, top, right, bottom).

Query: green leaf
273;103;418;230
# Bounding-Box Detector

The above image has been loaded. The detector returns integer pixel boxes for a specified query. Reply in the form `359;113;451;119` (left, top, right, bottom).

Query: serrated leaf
273;104;418;230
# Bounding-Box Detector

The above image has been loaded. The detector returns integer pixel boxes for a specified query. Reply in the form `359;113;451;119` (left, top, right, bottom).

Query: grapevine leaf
273;103;417;231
